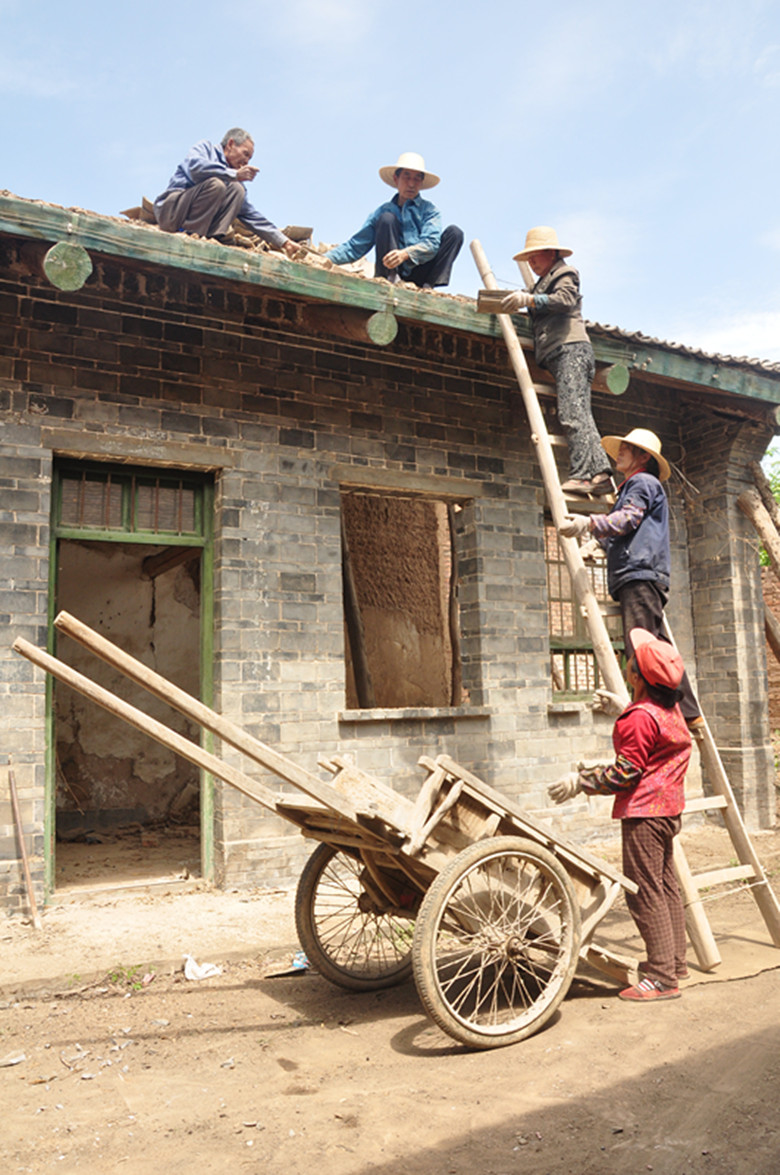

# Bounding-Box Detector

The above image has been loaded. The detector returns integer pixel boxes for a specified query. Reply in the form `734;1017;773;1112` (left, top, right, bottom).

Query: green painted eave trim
3;193;780;406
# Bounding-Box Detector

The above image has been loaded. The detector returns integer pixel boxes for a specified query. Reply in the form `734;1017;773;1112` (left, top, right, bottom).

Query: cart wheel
294;843;415;992
412;836;581;1049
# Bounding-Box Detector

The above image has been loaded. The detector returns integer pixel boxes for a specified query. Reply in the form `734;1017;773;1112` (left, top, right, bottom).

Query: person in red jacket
549;628;692;1000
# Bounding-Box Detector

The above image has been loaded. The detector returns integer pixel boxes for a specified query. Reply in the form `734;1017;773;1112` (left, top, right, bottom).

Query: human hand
547;772;582;804
558;513;590;539
591;688;626;716
501;291;534;313
282;239;299;258
382;248;410;270
235;165;259;182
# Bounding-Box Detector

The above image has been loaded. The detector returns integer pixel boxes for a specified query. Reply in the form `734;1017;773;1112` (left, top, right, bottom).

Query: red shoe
619;977;680;1001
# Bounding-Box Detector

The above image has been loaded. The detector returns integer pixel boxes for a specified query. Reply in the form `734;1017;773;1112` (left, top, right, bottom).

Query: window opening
340;490;466;709
544;519;623;697
57;461;201;539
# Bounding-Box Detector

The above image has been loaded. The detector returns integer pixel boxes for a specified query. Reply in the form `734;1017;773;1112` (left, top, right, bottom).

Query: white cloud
671;310;780;364
760;226;780;252
0;52;77;98
552;209;641;301
754;44;780;87
226;0;374;51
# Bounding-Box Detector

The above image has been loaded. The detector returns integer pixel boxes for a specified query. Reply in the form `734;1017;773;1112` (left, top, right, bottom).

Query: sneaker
676;968;691;981
618;977;680;1001
561;475;615;496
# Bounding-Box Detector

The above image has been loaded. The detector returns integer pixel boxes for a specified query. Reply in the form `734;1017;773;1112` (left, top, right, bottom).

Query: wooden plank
672;837;722;970
683;795;728;813
580;943;638;986
52;612;370;829
432;753;637;891
12;636;285;816
693;864;756;890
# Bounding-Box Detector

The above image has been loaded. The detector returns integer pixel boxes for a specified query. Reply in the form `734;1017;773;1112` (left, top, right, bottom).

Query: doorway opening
49;460;214;894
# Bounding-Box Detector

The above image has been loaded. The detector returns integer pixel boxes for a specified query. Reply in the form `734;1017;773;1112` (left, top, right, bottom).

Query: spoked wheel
294;843;417;991
412;836;581;1048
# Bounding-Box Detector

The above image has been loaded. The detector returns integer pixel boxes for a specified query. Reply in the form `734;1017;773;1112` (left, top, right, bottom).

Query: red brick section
762;568;780;728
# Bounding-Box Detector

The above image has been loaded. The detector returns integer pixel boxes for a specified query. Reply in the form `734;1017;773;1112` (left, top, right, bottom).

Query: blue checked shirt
327;193;442;274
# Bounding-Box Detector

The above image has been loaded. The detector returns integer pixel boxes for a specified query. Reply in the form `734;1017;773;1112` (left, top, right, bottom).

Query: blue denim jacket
154;139;286;247
603;472;671;598
327;193;442;274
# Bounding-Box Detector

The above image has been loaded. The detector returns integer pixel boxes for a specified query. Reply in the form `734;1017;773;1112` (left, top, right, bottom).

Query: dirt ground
1;822;779;1175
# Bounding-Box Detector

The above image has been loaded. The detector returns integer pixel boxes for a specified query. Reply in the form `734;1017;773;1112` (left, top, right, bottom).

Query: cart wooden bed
14;612;639;1050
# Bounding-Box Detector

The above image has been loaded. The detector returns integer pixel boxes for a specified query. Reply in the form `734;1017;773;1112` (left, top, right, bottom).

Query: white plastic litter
183;954;223;981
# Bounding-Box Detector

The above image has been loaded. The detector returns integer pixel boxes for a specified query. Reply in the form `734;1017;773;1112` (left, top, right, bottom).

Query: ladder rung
692;864;756;890
683;795;729;813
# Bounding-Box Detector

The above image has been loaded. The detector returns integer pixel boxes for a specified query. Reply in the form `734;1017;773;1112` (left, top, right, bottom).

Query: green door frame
45;461;215;898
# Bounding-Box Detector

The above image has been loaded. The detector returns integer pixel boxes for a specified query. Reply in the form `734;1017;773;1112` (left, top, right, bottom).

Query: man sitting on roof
153;128;297;255
326;152;463;288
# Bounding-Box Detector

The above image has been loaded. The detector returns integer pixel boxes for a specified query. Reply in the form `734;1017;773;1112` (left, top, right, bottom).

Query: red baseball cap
630;628;684;689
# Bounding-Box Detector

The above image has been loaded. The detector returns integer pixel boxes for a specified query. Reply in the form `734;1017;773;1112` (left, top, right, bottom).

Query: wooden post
303;304;398;346
12;636;287;816
340;515;376;708
765;604;780;665
8;768;43;931
42;241;93;291
47;613;371;822
470;239;629;705
737;489;780;580
750;460;780;532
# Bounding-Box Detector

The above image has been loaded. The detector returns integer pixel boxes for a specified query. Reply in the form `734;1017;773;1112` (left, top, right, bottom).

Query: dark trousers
622;815;687;989
544;343;610;481
155;178;245;238
616;579;701;721
373;211;464;287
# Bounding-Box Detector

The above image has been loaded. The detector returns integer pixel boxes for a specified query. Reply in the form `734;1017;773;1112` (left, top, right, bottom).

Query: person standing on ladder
501;226;613;496
548;628;692;1001
559;427;703;729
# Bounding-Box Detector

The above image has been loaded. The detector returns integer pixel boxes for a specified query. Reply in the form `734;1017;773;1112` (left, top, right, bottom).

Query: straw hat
601;427;671;482
513;226;572;262
379;152;440;189
630;628;685;689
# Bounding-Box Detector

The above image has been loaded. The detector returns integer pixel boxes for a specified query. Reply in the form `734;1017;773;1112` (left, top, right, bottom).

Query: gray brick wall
0;240;774;910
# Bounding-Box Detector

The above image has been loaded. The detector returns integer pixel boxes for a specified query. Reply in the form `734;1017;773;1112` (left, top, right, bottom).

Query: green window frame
53;459;210;545
544;520;624;698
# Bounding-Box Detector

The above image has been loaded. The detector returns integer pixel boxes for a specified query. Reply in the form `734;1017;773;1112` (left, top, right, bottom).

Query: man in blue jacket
559;428;702;727
154;128;297;254
326;152;463;287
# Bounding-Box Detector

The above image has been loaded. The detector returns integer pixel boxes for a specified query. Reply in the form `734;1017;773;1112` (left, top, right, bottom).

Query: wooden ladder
471;239;780;970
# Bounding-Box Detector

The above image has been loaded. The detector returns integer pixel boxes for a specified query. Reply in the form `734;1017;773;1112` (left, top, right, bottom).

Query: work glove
579;538;603;562
547;772;582;804
501;290;535;313
558;513;590;539
591;688;626;716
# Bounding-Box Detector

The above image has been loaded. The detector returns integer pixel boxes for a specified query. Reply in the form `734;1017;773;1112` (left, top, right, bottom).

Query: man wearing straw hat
501;226;613;496
326;152;463;288
559;428;703;728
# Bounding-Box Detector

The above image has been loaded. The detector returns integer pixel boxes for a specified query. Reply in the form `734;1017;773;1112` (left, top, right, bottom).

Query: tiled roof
586;320;780;378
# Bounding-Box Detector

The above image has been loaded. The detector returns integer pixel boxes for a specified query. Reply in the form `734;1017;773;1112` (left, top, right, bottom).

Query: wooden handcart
14;613;639;1051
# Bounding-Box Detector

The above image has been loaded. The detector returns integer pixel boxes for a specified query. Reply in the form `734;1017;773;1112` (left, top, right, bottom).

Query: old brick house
1;191;778;913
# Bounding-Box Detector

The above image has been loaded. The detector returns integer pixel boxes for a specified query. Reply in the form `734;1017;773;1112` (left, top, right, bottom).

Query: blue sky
2;0;780;361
